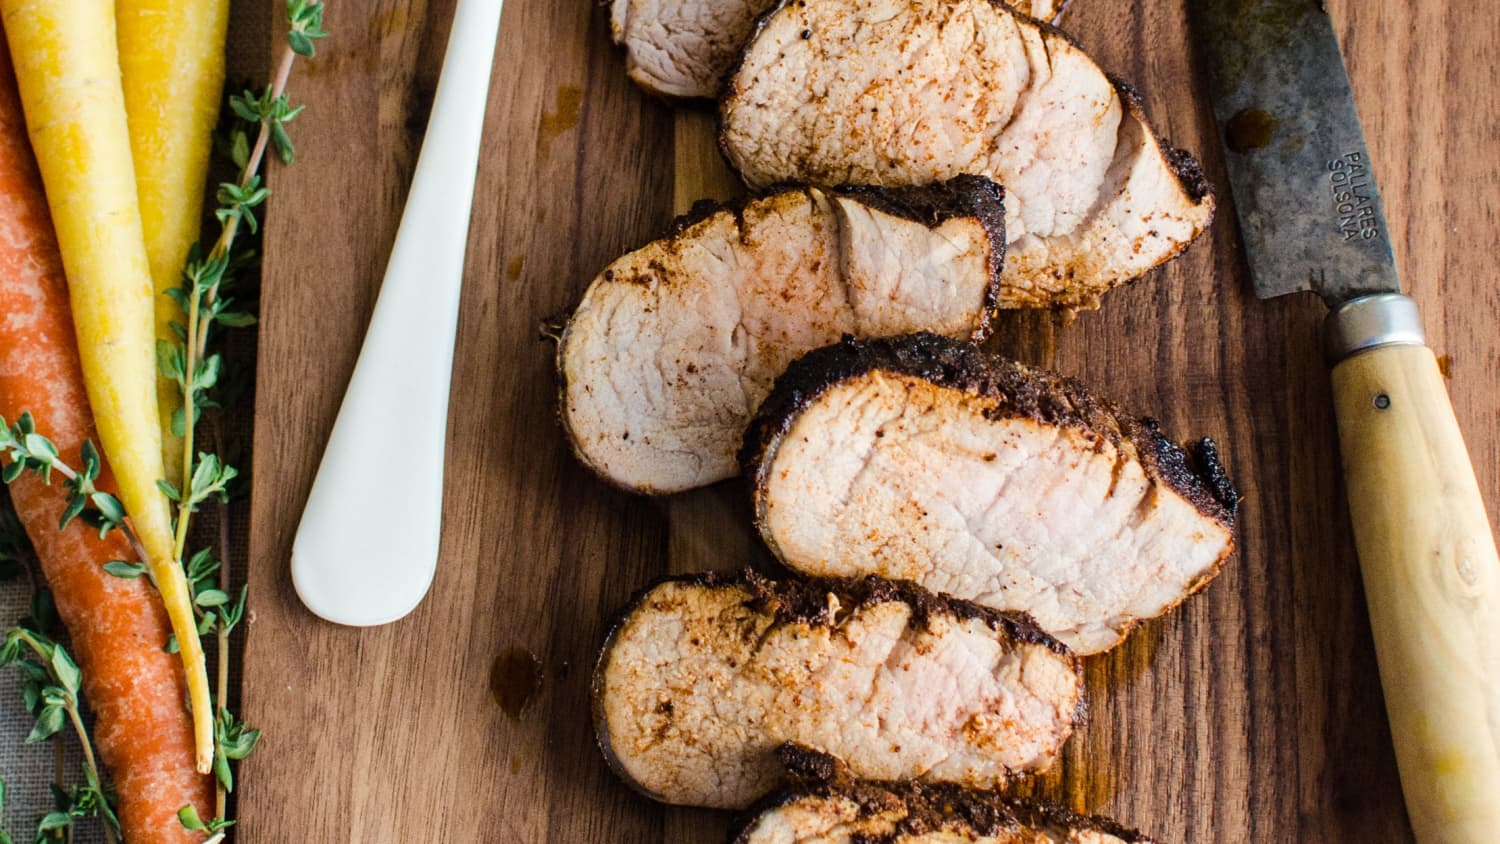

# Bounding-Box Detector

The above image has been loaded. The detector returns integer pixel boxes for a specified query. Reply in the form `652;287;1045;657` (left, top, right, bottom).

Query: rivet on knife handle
1328;296;1500;840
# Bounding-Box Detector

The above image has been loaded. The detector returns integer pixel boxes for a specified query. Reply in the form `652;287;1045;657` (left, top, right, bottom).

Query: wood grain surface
238;0;1500;840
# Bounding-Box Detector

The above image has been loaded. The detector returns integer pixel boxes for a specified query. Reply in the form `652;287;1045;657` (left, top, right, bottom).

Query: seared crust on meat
597;570;1070;655
740;569;1068;653
743;333;1236;526
558;179;1006;494
743;334;1237;654
592;571;1083;808
1112;76;1213;207
730;746;1157;844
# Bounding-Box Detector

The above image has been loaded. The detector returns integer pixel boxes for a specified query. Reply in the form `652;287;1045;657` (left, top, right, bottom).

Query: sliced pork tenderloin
720;0;1212;308
733;748;1154;844
592;572;1083;809
1025;0;1068;21
559;177;1005;494
610;0;1068;99
744;334;1237;655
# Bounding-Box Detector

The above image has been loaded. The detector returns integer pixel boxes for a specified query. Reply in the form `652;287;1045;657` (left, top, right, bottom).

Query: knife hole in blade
1226;108;1278;153
1373;393;1391;410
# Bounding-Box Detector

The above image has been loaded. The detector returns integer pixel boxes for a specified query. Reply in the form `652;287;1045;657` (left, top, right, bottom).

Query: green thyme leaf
156;339;187;384
194;589;231;608
213;748;233;793
27;703;65;742
177;804;209;832
79;441;101;483
36;810;71;831
271;119;295;163
20;434;55;464
223;585;250;634
89;492;124;525
215;310;257;328
48;648;79;695
186;548;220;584
57;493;86;531
102;561;147;579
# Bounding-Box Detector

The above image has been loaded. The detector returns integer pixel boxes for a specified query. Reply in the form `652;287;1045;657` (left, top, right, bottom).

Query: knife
1194;1;1500;839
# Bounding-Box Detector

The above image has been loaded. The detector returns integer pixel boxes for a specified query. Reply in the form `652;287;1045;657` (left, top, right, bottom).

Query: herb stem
1;453;154;579
172;32;306;826
115;522;153;584
162;5;319;828
179;42;298;543
40;459;75;482
213;428;232;823
63;707;112;844
169;35;300;792
12;631;116;844
172;290;204;565
198;43;296;332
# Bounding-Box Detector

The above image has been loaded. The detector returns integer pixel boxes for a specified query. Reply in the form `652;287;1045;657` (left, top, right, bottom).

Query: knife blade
1195;3;1500;841
1195;0;1399;306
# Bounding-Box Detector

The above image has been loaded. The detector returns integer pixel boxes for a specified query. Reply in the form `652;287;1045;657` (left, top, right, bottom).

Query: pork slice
558;177;1004;493
720;0;1212;308
732;751;1155;844
593;572;1082;809
1022;0;1067;22
744;334;1237;655
610;0;1068;99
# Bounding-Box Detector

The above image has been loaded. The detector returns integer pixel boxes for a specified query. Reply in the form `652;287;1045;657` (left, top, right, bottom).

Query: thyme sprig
158;2;325;830
0;628;120;843
1;490;119;843
0;417;148;566
287;0;330;59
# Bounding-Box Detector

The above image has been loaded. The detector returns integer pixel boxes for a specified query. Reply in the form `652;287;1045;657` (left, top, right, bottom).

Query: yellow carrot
0;1;214;773
118;0;230;487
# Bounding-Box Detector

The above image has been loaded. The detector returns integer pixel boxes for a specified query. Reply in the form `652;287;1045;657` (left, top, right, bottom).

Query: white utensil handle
292;0;504;626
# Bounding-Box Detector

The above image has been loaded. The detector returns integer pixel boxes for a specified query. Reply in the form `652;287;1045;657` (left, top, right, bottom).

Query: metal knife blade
1194;0;1400;306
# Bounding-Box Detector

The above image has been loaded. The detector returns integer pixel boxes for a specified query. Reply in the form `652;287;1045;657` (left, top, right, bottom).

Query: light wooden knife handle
1329;295;1500;842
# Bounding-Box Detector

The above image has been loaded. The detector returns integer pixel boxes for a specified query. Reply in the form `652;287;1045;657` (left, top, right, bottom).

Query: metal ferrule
1326;293;1427;362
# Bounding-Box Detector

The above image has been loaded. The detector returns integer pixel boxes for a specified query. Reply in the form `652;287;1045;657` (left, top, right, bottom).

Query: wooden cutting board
238;0;1500;839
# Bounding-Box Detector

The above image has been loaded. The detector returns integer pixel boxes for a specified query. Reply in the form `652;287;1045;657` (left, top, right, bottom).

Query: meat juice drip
490;648;543;720
1225;108;1279;153
537;86;583;161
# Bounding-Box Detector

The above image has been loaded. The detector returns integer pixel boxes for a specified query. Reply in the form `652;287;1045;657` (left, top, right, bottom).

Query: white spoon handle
292;0;504;626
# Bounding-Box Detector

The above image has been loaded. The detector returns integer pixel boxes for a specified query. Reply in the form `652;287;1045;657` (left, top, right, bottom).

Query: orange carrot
0;37;212;843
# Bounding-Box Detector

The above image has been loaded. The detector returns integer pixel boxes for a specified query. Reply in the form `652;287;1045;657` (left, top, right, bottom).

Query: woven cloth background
0;5;268;840
0;583;94;841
